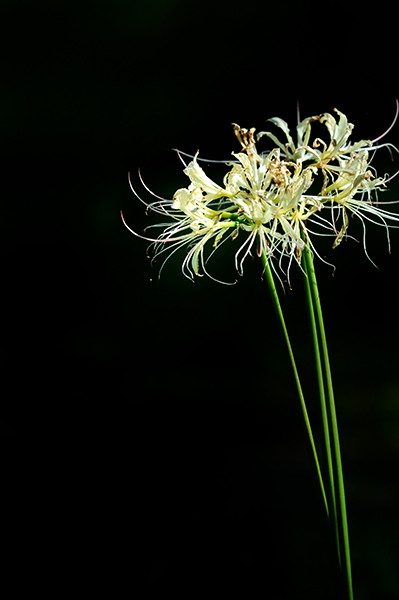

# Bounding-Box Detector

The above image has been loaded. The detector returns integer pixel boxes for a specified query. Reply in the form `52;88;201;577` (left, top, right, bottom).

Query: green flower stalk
123;103;399;600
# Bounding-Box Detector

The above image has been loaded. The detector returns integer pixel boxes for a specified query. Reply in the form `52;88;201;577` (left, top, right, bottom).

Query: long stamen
371;99;399;144
172;148;236;164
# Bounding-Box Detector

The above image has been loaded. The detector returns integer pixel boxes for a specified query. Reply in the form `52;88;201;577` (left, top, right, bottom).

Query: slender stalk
261;249;329;517
302;244;354;600
302;249;340;565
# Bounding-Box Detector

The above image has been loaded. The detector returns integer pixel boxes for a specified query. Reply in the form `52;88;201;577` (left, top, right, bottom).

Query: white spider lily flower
259;106;399;251
125;105;399;282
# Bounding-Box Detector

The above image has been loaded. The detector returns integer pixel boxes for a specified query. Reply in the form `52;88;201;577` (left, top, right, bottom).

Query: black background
2;1;399;597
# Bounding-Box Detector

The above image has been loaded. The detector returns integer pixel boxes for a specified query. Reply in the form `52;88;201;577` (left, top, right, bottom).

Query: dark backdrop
2;1;399;598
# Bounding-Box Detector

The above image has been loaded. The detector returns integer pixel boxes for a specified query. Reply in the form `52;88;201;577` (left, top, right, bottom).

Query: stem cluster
261;247;354;600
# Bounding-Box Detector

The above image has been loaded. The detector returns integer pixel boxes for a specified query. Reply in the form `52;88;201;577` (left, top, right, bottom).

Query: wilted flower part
124;105;399;282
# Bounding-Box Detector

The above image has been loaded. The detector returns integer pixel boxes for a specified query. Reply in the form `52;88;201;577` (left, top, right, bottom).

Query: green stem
302;248;340;564
261;249;329;518
302;244;354;600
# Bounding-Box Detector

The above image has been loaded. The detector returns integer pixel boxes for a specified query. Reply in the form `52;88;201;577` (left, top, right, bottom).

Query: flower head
124;104;399;282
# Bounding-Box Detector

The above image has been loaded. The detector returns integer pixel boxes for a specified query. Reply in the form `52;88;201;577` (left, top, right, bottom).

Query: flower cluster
124;106;399;282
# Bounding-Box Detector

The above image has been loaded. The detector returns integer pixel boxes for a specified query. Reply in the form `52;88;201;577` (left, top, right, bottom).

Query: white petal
183;155;224;195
